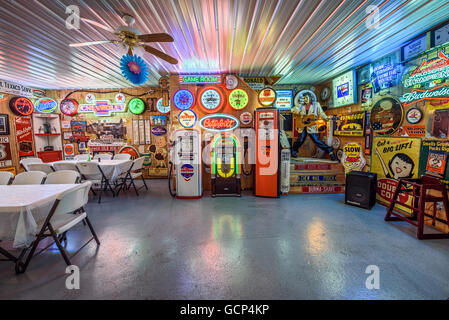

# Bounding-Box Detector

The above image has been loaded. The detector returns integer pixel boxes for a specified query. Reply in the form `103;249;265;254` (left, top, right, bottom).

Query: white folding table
0;184;78;272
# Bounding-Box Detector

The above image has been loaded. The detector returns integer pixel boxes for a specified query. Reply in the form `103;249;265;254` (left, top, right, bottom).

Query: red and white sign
199;114;239;132
240;112;253;125
0;136;12;168
258;87;276;106
14;117;34;157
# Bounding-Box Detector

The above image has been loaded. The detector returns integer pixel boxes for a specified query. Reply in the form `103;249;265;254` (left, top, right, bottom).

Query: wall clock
128;98;146;115
332;70;357;108
320;87;331;101
198;87;225;113
225;75;238;90
229;88;249;110
60;99;79;116
173;89;195;110
258;87;276;106
156;98;170;114
9;97;34;116
294;90;317;106
406;107;423;124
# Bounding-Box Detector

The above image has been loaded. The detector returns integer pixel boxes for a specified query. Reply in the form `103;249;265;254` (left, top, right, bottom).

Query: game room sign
179;75;221;84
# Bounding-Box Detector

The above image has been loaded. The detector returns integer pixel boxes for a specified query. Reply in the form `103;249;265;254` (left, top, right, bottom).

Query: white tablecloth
0;184;78;248
51;159;130;181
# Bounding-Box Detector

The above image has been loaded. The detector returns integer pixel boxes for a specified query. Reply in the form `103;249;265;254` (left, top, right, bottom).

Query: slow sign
199;114;239;132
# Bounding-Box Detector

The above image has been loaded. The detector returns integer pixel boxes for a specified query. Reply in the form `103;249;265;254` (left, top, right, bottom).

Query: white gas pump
168;129;202;199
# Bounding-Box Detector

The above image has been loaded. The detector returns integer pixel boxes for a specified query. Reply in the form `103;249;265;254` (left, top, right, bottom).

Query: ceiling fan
69;14;178;64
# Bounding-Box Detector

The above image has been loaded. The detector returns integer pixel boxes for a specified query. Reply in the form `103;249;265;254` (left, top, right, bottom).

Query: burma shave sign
400;83;449;106
199;114;239;132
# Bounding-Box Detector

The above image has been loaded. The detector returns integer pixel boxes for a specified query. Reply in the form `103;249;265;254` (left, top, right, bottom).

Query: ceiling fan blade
139;33;174;43
69;40;114;47
81;18;116;33
142;45;178;64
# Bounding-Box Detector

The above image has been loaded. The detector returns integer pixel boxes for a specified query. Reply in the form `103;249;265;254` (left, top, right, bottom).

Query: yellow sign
371;137;422;213
341;142;366;174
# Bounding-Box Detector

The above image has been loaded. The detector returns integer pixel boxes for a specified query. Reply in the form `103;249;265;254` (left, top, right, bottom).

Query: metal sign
173;89;195;110
178;109;197;128
79;100;126;116
199;114;239;132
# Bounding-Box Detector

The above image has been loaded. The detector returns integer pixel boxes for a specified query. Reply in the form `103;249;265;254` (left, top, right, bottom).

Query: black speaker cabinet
345;171;377;210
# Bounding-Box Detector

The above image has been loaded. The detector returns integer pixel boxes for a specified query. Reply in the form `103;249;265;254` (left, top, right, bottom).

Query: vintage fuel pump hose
242;136;253;176
168;161;176;198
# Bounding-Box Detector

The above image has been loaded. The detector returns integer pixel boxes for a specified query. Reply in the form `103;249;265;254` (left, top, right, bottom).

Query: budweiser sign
400;82;449;106
403;50;449;88
199;114;239;132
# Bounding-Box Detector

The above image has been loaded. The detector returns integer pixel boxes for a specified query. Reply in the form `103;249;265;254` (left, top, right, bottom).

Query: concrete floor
1;179;449;300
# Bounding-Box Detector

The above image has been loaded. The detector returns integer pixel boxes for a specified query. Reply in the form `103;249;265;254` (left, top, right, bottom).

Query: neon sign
173;89;195;110
400;82;449;106
34;97;57;113
199;114;239;132
128;98;146;115
371;63;400;91
179;75;221;84
9;97;34;116
79;100;126;116
403;50;449;88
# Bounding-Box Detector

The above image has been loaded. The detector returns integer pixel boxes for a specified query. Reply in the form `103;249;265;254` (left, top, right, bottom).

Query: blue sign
181;164;195;181
275;90;293;110
34;97;57;113
173;89;195;110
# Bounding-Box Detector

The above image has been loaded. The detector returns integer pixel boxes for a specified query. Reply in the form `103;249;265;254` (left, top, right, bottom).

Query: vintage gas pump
254;109;281;197
168;129;202;198
210;133;241;197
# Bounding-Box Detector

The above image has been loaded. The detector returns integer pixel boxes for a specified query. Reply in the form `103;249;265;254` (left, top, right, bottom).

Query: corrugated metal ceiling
0;0;448;89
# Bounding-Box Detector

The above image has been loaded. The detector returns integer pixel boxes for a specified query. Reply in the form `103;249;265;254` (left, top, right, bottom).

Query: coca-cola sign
14;117;34;157
199;114;239;132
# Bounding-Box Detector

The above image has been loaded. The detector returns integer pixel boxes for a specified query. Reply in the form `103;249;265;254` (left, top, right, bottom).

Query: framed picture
0;114;10;135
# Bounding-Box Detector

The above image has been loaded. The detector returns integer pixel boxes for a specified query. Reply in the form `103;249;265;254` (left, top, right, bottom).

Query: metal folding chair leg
47;224;72;266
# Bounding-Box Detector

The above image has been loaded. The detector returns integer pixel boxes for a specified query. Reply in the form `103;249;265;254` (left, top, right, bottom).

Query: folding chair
94;153;112;160
12;171;47;185
125;156;148;196
0;171;13;185
27;163;55;174
53;162;80;172
113;153;131;160
45;170;80;184
74;154;90;161
76;162;115;203
17;182;100;273
19;157;43;171
114;160;134;196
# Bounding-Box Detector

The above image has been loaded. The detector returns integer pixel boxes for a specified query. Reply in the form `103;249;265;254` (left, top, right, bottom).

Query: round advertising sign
258;87;276;106
229;88;249;110
85;93;96;104
118;145;140;159
115;93;126;103
199;87;225;113
64;144;75;156
240;112;253;125
173;89;195;110
370;97;404;135
9;97;34;116
34;97;57;113
128;98;146;115
60;99;79;116
225;75;238;90
156;98;170;114
406;107;423;124
178;109;197;128
159;76;169;89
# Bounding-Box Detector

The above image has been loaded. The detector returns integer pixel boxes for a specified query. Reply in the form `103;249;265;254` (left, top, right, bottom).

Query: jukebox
211;133;241;197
